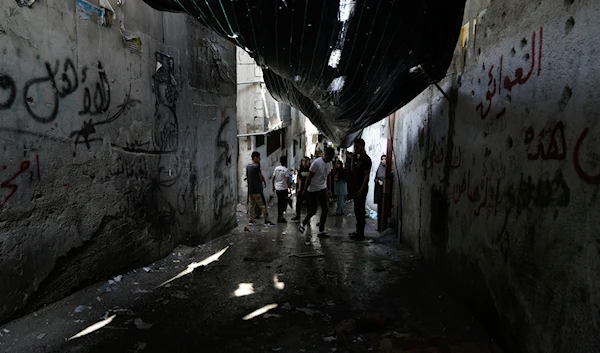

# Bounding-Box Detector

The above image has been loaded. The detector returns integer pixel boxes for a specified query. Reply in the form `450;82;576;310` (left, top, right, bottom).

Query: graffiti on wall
213;110;233;220
1;155;40;206
524;121;600;185
475;27;544;120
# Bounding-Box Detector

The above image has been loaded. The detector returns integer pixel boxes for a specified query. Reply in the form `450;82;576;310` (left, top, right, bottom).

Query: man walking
349;139;372;240
246;151;276;226
298;147;335;237
272;155;291;223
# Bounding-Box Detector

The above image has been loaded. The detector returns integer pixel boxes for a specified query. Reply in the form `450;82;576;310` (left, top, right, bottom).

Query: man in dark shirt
246;151;276;226
349;139;372;240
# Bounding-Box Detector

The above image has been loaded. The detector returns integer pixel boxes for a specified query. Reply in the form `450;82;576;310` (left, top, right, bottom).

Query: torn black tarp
143;0;467;146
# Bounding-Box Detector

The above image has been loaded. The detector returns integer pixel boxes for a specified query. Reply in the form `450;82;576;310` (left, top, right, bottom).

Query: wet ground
0;200;502;353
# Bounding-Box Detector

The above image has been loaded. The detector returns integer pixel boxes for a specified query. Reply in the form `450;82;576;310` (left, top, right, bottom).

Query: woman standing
374;155;386;230
333;160;348;215
291;157;311;221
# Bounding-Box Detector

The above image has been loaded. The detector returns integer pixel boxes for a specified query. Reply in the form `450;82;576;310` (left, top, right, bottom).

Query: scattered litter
133;288;151;294
323;336;337;342
98;283;113;293
263;313;281;319
134;318;153;330
36;333;46;339
272;348;282;352
96;296;102;302
244;226;250;232
73;319;85;323
75;305;92;313
347;213;353;217
3;329;10;333
108;280;116;285
293;252;324;258
304;241;311;246
134;341;147;352
368;210;378;220
143;267;152;272
165;284;171;288
113;275;123;283
171;291;188;299
296;307;320;316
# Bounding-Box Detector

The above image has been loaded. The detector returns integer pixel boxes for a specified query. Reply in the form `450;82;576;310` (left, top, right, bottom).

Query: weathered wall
0;0;237;323
394;0;600;352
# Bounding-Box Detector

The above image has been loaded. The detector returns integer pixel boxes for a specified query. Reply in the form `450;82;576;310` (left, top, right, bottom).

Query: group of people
245;138;377;241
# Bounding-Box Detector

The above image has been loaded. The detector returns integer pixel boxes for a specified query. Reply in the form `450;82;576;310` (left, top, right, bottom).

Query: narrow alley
0;201;500;353
1;0;600;353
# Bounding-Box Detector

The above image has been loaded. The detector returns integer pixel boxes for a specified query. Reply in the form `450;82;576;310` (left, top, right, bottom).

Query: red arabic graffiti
573;128;600;185
1;154;41;205
475;27;543;120
525;121;567;161
452;169;499;216
425;136;462;170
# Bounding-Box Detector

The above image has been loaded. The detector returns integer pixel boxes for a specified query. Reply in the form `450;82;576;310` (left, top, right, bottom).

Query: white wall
361;118;389;210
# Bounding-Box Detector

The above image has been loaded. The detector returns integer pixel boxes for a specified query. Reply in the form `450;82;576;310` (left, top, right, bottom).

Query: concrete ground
0;199;502;353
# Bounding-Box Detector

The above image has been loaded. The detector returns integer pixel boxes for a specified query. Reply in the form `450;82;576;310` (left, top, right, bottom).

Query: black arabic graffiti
69;88;140;151
213;116;232;220
0;73;17;110
23;59;79;123
79;62;111;116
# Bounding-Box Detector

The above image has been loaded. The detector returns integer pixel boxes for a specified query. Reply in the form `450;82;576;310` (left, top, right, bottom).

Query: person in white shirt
272;155;291;223
298;147;335;236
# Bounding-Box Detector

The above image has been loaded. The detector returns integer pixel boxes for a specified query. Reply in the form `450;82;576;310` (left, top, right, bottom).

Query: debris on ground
134;318;153;330
143;267;152;272
36;333;46;339
97;283;113;293
334;314;392;348
296;307;321;316
134;341;147;352
263;313;281;319
75;305;92;313
292;252;324;258
113;275;123;282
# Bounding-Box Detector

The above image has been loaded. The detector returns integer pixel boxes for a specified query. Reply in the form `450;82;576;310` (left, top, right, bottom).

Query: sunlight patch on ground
273;275;285;290
234;283;255;297
67;314;117;340
242;304;278;321
156;246;230;288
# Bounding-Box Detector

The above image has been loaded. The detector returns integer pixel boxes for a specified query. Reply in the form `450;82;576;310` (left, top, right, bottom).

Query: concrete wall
0;0;237;323
393;0;600;352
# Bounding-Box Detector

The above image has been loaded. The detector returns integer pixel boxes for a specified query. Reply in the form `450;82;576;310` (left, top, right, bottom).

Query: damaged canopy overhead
143;0;467;146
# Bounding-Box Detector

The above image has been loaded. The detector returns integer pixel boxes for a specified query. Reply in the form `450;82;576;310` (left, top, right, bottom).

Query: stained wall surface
0;0;237;323
393;0;600;352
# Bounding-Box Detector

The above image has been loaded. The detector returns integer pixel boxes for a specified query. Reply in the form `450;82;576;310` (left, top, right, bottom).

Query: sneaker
265;221;276;226
277;218;287;224
317;231;329;237
291;216;300;222
248;220;257;225
298;224;306;234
